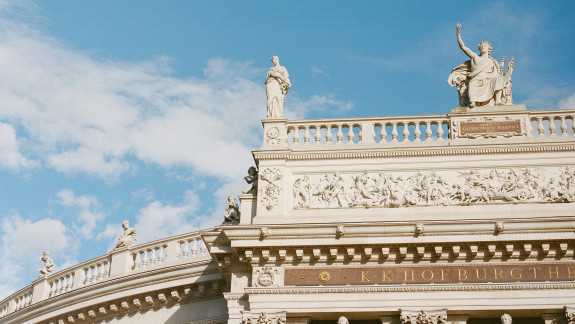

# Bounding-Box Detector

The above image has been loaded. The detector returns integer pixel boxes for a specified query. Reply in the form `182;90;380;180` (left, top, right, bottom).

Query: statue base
450;104;527;114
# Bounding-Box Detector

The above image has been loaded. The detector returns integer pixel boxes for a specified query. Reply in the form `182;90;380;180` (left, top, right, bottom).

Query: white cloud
558;92;575;110
133;190;214;244
0;122;35;170
56;189;105;238
0;212;72;299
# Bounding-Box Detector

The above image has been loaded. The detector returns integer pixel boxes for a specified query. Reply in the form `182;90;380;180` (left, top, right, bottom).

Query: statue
114;220;137;249
501;314;512;324
337;316;349;324
266;56;291;118
38;251;55;278
448;23;514;108
223;196;240;224
242;166;259;194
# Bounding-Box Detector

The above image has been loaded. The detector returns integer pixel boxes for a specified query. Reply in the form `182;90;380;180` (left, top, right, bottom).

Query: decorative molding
241;311;286;324
400;309;447;324
260;168;283;211
292;167;575;209
253;267;281;288
245;282;575;294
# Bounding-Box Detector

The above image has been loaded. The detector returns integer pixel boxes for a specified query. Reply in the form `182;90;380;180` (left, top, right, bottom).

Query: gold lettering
382;270;392;282
475;268;487;280
510;268;522;280
404;270;415;282
568;267;575;279
441;269;450;281
548;267;560;279
528;267;540;279
494;268;503;279
421;270;434;281
458;269;468;281
361;271;372;283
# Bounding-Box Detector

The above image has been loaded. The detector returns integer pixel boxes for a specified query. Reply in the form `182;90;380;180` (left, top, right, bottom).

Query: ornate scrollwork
241;311;286;324
292;166;575;209
400;309;447;324
254;267;279;287
260;168;283;211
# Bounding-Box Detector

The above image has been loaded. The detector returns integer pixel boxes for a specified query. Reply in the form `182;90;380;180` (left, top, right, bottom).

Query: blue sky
0;0;574;297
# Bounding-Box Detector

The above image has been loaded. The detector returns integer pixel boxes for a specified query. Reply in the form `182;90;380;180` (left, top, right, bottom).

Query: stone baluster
380;123;387;143
347;124;354;143
65;274;73;291
97;263;105;280
336;124;343;144
90;265;97;282
292;126;300;145
303;125;311;145
49;280;57;297
572;114;575;134
133;252;141;269
84;267;91;284
414;121;421;141
191;238;198;257
314;125;322;144
325;125;333;144
425;121;432;141
549;116;557;136
437;121;445;140
200;240;207;255
141;251;149;268
560;115;568;136
149;249;157;266
105;261;111;278
402;122;410;142
536;117;545;136
158;245;165;264
182;240;189;258
391;122;399;142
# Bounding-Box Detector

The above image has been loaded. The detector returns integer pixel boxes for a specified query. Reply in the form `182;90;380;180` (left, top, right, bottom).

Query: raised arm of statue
456;23;474;59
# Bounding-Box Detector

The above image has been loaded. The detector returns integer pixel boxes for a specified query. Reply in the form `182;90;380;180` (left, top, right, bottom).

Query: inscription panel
285;263;575;286
459;120;521;136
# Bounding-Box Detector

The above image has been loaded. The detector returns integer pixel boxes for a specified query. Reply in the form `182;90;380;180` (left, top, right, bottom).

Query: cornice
245;282;575;294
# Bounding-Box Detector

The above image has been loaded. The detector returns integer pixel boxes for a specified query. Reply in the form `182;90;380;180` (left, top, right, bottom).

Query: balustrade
529;111;575;137
287;116;450;146
0;229;213;318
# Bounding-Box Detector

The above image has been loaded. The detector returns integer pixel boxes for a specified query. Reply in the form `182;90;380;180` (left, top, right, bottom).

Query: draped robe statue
266;56;291;118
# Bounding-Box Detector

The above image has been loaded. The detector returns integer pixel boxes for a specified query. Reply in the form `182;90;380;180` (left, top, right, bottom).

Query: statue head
271;56;279;65
122;220;130;229
43;251;50;257
338;316;349;324
478;41;493;55
501;314;512;324
228;195;235;202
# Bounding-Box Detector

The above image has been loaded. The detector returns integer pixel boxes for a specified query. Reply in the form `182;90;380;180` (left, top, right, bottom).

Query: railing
0;229;212;319
282;110;575;148
287;115;450;145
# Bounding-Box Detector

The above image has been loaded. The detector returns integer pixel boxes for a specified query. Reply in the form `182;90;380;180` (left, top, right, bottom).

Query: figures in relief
448;23;514;108
39;251;55;278
292;166;575;209
223;196;241;224
266;56;291;118
243;166;259;195
115;220;137;249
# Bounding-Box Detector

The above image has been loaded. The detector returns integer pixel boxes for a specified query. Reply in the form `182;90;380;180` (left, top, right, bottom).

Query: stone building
1;102;574;324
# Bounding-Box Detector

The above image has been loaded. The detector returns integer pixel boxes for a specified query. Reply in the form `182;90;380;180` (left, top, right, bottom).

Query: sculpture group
448;23;514;108
293;167;575;209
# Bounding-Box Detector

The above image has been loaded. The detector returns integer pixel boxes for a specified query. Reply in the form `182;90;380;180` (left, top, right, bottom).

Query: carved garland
260;168;283;211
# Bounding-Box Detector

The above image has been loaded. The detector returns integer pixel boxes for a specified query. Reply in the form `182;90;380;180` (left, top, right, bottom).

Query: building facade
1;105;575;324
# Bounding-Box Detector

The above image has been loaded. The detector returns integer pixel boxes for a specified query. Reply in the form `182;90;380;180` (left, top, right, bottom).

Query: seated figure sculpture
38;251;55;278
448;23;514;108
223;196;240;224
114;220;137;249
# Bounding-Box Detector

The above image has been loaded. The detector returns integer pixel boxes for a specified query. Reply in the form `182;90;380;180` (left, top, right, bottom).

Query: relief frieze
292;166;575;209
285;263;575;285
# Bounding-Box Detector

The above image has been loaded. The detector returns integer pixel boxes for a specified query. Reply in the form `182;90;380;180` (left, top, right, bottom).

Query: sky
0;0;574;298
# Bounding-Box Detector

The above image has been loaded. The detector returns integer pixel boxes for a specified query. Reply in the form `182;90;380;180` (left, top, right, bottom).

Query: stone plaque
285;263;575;285
459;120;521;136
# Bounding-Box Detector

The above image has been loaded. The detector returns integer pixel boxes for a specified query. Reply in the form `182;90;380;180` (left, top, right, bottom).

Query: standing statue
448;23;514;108
114;220;137;249
242;166;259;195
266;56;291;118
223;196;241;224
38;251;55;278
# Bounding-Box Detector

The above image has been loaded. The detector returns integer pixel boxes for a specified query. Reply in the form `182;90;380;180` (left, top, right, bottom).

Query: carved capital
241;311;286;324
400;309;447;324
